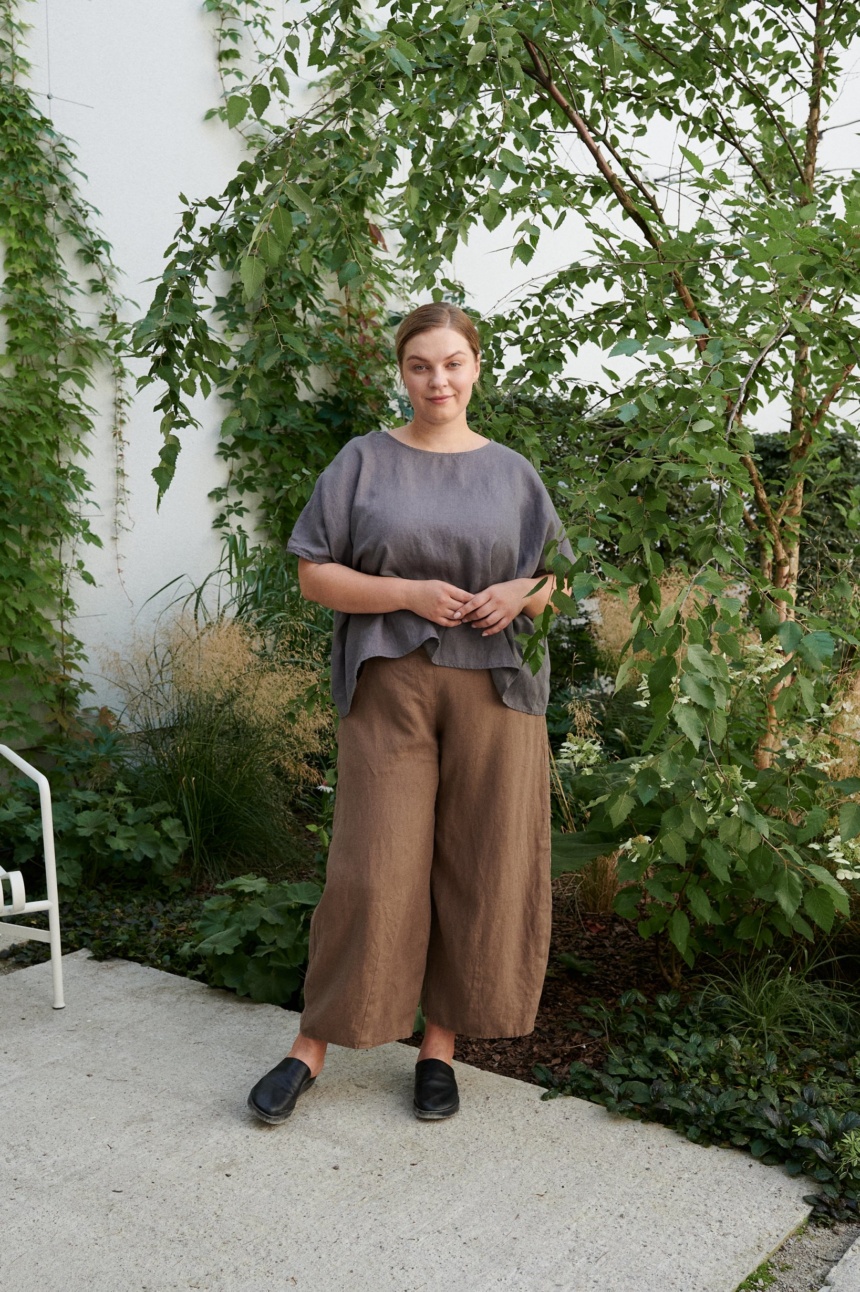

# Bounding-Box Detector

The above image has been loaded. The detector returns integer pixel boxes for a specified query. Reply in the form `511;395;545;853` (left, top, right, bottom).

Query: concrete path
3;952;810;1292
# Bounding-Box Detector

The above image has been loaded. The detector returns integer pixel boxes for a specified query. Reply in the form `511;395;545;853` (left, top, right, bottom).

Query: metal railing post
0;745;65;1008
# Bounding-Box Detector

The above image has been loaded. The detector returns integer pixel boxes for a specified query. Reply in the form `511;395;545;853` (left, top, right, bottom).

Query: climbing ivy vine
0;0;130;746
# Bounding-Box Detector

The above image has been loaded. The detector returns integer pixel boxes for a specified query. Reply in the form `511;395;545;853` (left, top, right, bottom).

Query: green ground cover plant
188;873;322;1006
536;976;860;1221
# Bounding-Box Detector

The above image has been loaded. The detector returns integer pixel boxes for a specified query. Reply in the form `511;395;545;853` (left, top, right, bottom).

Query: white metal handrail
0;745;65;1008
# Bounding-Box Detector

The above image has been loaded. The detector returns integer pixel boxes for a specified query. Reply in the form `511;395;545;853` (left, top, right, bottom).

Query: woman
247;303;574;1123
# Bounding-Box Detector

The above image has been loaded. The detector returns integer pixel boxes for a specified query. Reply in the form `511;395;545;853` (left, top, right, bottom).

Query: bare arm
297;559;473;627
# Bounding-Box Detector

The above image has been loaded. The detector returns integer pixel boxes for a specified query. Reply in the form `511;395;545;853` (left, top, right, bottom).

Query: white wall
19;2;860;710
23;0;261;710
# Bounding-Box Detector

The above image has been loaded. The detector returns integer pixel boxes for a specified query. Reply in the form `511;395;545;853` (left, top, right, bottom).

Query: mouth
428;396;451;404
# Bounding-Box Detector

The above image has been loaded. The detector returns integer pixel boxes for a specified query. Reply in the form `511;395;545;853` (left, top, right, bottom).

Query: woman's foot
414;1058;460;1120
414;1020;459;1119
246;1033;327;1124
247;1056;317;1124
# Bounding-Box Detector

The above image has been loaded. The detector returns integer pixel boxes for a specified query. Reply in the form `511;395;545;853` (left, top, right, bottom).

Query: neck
407;413;473;447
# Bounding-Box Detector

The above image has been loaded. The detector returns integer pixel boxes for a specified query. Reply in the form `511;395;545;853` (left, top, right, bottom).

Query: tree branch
520;35;709;349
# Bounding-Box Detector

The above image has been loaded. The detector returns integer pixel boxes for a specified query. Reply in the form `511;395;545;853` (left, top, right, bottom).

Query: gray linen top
286;430;574;717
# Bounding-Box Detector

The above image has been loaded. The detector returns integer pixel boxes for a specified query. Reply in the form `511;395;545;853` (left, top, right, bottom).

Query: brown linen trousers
299;646;552;1049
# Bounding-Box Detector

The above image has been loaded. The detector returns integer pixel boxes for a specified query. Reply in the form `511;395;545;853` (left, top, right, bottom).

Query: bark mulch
401;889;666;1087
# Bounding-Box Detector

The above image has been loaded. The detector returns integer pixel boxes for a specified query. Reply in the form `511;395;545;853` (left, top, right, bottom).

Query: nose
428;367;447;388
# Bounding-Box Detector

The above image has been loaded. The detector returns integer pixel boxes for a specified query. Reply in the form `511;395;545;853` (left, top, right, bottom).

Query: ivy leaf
226;95;249;128
251;84;271;119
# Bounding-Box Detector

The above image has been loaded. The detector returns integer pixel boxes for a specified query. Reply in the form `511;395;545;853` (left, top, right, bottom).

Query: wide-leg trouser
299;646;552;1049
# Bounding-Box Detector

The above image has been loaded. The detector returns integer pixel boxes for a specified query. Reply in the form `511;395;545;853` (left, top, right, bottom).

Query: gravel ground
742;1223;860;1291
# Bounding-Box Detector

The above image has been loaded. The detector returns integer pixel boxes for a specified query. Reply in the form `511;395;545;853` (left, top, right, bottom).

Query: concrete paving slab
823;1235;860;1290
3;952;810;1292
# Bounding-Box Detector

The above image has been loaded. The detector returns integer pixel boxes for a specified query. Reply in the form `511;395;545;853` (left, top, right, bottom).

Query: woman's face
399;326;480;424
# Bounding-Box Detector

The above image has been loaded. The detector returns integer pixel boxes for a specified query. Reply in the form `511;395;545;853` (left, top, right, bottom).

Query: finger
455;594;490;620
469;601;499;624
482;615;510;636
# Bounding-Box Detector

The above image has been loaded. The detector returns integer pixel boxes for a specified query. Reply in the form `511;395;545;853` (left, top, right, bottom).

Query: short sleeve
285;442;361;566
523;472;575;577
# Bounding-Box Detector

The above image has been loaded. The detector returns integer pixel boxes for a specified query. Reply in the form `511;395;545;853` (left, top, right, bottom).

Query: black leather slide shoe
247;1057;316;1124
414;1058;460;1120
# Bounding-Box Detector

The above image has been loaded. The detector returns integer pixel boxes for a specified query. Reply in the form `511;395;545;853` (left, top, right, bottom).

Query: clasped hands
408;577;544;637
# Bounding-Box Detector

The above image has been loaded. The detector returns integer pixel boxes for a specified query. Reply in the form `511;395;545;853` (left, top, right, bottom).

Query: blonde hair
395;303;481;369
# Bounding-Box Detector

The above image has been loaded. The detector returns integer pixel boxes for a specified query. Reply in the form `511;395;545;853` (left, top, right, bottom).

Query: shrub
188;874;321;1005
0;779;188;890
106;614;333;882
536;985;860;1221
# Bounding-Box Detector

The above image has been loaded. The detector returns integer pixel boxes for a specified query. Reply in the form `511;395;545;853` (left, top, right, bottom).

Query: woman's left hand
453;579;535;636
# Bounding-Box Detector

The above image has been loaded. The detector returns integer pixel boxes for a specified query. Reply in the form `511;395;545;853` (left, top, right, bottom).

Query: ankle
417;1020;456;1065
288;1034;327;1079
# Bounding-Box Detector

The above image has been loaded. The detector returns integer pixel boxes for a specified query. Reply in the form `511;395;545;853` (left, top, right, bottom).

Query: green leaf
668;909;690;956
680;671;716;709
608;792;636;827
283;182;314;217
803;886;835;934
839;802;860;843
678;144;704;175
618;402;638;424
635;767;662;805
798;631;835;668
662;830;687;863
467;41;488;65
240;255;266;301
269;205;293;247
685;644;719;677
774;867;803;918
609;338;642;357
674;705;704;749
777;621;803;653
226;95;249;128
687;884;715;924
250;84;271;119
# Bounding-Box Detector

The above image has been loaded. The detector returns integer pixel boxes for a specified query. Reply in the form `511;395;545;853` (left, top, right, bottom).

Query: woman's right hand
405;579;473;627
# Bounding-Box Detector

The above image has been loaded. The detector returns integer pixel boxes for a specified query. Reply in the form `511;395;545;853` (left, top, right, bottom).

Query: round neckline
381;430;492;456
